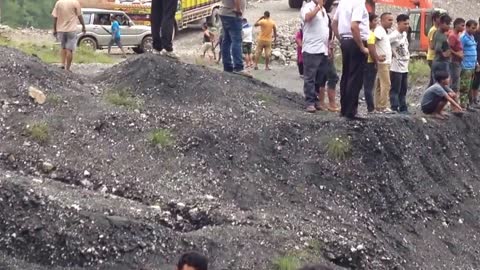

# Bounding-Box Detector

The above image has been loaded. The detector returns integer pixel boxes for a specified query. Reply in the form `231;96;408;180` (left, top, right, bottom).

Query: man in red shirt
448;18;465;95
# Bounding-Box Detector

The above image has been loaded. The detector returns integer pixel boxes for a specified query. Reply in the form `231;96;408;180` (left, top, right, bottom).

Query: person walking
332;0;369;120
242;18;254;68
107;15;127;58
460;19;478;110
431;14;452;80
254;11;277;70
51;0;86;71
364;13;380;113
389;14;411;114
373;12;394;113
150;0;178;58
448;18;465;97
219;0;251;77
427;11;442;86
301;0;330;113
201;23;216;60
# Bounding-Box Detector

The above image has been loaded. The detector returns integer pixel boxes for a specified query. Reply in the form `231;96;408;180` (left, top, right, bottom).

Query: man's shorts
242;42;252;54
255;40;272;57
421;95;446;114
201;42;214;54
472;71;480;90
58;32;77;51
109;37;123;48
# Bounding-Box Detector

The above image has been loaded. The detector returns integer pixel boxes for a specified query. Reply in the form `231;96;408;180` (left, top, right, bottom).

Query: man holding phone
301;0;330;112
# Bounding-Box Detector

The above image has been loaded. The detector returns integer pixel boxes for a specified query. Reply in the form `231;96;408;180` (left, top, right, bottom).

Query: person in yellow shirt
254;11;277;70
363;14;384;113
427;11;441;86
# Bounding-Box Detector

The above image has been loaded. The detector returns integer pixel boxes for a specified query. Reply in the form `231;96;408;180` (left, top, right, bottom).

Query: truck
366;0;447;55
79;0;222;34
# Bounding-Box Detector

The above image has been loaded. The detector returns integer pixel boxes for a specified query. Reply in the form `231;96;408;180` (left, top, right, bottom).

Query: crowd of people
50;0;480;119
294;0;480;120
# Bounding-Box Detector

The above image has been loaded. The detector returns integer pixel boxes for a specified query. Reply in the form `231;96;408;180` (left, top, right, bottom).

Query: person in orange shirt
254;11;277;70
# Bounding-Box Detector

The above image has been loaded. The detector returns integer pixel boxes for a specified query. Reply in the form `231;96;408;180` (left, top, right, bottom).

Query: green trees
1;0;57;29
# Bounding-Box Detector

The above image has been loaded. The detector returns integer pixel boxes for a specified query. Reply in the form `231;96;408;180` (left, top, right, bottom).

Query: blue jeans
220;15;244;72
363;63;377;112
390;71;409;112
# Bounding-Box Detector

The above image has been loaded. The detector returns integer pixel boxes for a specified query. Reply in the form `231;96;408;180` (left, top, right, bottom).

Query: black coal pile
1;46;480;270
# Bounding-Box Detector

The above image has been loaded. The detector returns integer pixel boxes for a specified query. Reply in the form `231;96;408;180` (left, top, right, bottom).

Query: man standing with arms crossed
332;0;369;120
254;11;277;71
301;0;330;113
150;0;178;58
52;0;85;72
220;0;251;77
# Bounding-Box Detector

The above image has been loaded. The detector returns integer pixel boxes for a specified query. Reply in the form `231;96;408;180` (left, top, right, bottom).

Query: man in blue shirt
459;19;478;110
108;15;126;58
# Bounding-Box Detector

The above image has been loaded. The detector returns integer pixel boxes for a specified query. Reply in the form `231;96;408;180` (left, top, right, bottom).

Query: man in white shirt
332;0;369;120
301;0;330;113
374;12;394;113
389;14;411;113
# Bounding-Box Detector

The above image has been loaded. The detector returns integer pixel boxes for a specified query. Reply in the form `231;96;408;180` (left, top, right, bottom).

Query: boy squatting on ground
421;71;463;120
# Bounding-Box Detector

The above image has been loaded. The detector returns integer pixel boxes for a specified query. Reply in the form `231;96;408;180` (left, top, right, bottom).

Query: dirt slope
1;46;480;269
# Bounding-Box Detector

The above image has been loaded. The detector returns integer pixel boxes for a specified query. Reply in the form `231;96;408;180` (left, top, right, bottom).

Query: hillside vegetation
1;0;56;28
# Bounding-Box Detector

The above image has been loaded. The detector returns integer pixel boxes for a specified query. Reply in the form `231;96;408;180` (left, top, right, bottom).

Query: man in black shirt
471;17;480;105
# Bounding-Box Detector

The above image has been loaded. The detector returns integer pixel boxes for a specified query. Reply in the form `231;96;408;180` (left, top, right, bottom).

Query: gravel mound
2;46;480;269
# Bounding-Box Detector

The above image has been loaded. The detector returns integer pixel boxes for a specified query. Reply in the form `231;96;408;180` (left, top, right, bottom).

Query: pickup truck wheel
288;0;303;9
138;36;153;54
78;36;97;51
207;8;221;28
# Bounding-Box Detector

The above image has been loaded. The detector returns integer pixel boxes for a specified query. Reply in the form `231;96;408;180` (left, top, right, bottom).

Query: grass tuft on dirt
105;89;143;110
409;59;430;82
150;129;174;147
273;256;300;270
26;123;50;144
326;136;351;160
0;36;114;64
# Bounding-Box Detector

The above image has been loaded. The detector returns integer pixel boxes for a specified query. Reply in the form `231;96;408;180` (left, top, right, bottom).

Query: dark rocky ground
2;46;480;270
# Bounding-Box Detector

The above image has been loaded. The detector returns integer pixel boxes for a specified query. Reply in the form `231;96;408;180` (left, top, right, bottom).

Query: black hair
397;14;409;23
434;70;450;83
324;0;335;13
202;22;208;29
466;19;478;27
369;13;378;23
439;14;452;25
453;18;465;27
432;11;441;22
380;12;392;19
264;11;270;18
299;264;334;270
177;252;208;270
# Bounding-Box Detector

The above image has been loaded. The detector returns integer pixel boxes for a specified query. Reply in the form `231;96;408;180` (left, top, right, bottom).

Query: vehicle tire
207;8;221;28
78;36;98;51
132;47;144;54
137;36;153;54
288;0;303;9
